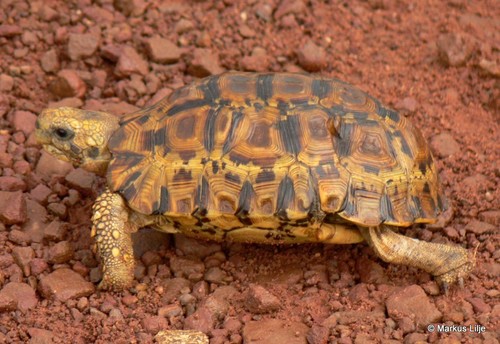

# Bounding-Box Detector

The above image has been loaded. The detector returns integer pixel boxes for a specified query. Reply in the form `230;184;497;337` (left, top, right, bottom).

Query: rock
38;268;95;302
297;39;327;72
145;36;182;64
348;283;370;303
115;46;149;77
188;48;224;77
0;74;14;92
461;173;488;190
396;97;418;113
386;285;442;329
437;33;472;67
47;202;67;219
466;297;491;313
0;292;16;312
8;229;31;245
430;132;460;158
184;305;217;333
478;59;500;77
174;235;221;259
240;47;272;72
67;33;100;61
0;282;38;312
27;328;57;344
30;184;52;205
306;325;329;344
155;330;209;344
38;5;59;21
274;0;306;19
12;246;34;276
12;110;37;136
141;315;169;334
49;241;74;264
35;151;73;181
49;69;87;98
323;310;385;326
21;199;48;243
245;284;281;314
0;24;22;37
113;0;148;17
242;319;309;344
40;49;60;73
479;210;500;226
0;176;26;191
204;267;227;285
64;168;96;194
356;257;387;284
184;289;233;333
0;190;26;224
169;256;205;279
161;277;191;303
29;258;49;276
466;220;495;235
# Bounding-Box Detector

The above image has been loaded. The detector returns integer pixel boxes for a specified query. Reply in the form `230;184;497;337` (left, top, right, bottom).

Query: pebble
169;256;205;278
47;202;67;219
430;132;460;158
145;36;182;64
240;47;271;72
0;190;27;224
64;168;96;194
324;310;385;326
0;24;22;37
478;59;500;77
12;246;34;276
466;220;495;235
161;277;191;303
0;74;14;92
188;48;224;77
355;257;387;284
466;297;491;313
115;46;149;77
274;0;306;20
12;110;37;137
67;33;100;61
40;49;60;74
437;33;472;67
0;292;16;312
142;315;169;334
38;5;59;21
49;241;74;264
30;184;52;205
245;284;281;314
385;285;442;329
8;229;31;245
49;69;87;99
204;267;227;285
29;258;49;276
296;39;327;72
0;176;26;191
28;328;58;343
0;282;38;312
242;319;309;344
478;210;500;226
174;235;221;259
158;303;183;319
35;151;73;181
38;268;95;302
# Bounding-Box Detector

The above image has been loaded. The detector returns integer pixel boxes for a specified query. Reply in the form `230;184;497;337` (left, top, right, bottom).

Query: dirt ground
0;0;498;343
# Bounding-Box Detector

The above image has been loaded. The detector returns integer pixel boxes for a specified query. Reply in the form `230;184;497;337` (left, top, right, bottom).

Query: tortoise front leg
91;188;135;291
359;225;475;293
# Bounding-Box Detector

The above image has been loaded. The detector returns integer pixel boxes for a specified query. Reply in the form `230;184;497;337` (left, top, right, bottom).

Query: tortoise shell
107;72;445;235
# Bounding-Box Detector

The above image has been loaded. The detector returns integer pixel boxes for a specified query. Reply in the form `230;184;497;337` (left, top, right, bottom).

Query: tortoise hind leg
359;225;475;293
91;188;136;290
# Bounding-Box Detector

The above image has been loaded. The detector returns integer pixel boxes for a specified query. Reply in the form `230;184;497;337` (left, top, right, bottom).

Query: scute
107;72;445;234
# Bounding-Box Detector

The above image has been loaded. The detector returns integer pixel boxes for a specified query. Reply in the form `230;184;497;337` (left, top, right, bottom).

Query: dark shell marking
107;72;444;237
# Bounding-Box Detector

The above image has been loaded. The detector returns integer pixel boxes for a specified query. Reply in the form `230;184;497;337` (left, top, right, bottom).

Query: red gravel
0;0;499;343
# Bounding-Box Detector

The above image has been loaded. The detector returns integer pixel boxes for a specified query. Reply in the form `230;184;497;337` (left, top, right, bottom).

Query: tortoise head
36;107;120;176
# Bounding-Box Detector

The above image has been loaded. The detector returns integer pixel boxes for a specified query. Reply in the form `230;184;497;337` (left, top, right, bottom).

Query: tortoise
36;72;474;292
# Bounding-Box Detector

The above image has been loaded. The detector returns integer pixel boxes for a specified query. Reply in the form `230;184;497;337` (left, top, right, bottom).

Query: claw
441;281;449;296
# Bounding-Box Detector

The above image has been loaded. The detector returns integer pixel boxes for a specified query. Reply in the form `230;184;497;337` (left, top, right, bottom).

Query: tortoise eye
53;127;73;141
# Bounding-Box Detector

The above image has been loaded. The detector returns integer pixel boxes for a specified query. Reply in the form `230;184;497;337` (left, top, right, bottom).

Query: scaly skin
90;188;135;290
360;225;475;293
